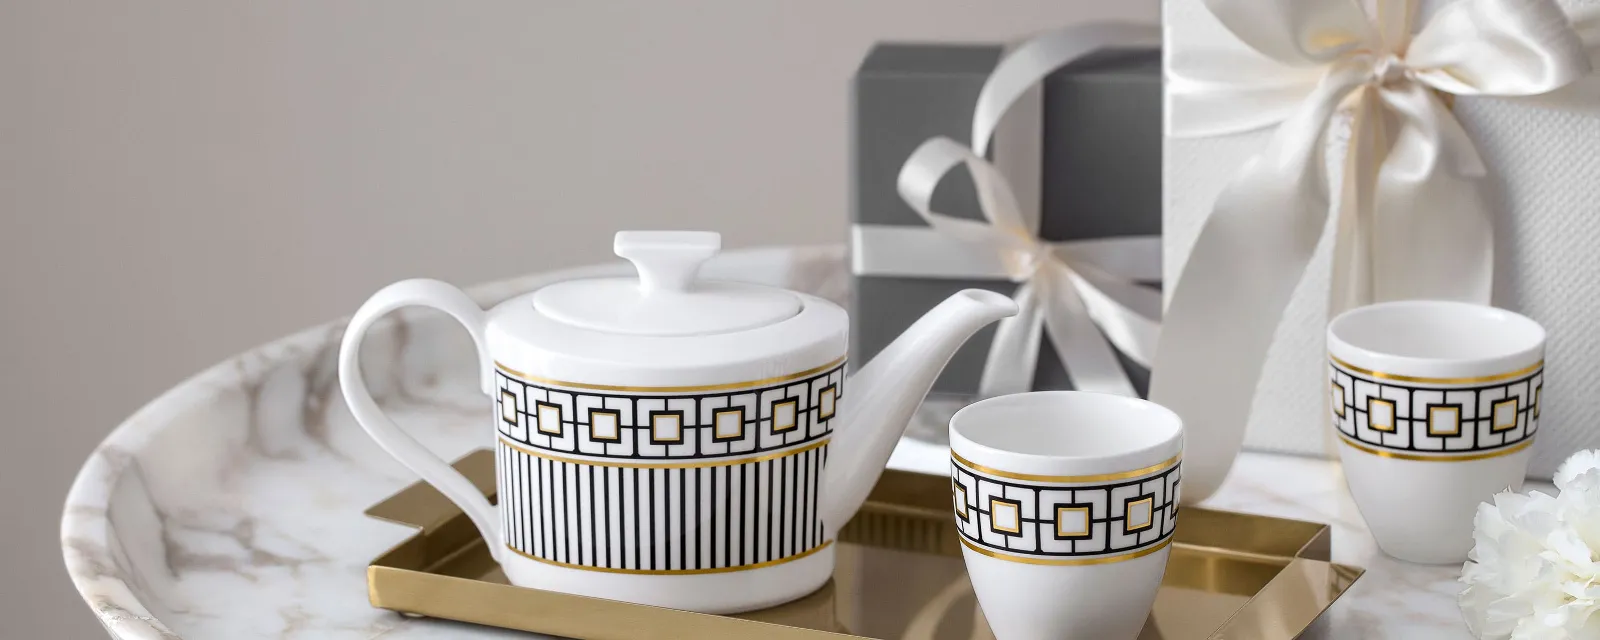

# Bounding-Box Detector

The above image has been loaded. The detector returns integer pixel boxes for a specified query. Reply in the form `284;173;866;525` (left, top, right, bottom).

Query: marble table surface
61;245;1519;639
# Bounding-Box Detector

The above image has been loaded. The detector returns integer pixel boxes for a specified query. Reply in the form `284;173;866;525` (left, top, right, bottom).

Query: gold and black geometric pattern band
951;453;1179;565
1329;355;1540;461
496;359;844;463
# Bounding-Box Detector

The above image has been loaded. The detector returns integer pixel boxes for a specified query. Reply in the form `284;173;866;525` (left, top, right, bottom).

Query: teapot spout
821;289;1017;534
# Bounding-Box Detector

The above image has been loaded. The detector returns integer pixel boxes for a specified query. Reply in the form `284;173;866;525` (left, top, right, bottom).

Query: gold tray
366;450;1362;639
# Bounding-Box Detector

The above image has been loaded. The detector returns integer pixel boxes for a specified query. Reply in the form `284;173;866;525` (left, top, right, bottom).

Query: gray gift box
849;42;1161;395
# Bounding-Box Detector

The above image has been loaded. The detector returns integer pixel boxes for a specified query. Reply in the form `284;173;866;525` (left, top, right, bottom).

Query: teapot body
339;231;1016;614
485;290;847;612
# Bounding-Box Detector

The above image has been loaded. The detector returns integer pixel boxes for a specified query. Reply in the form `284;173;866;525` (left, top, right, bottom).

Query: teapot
338;231;1016;613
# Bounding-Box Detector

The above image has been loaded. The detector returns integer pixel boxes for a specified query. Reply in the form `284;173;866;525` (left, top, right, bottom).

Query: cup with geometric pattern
1328;300;1545;564
949;391;1183;640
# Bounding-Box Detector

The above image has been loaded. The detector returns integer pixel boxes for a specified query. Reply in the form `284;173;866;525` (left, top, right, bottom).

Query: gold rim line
504;541;832;575
958;535;1172;566
495;356;847;393
950;450;1180;483
1336;433;1534;462
499;436;829;470
1329;354;1543;385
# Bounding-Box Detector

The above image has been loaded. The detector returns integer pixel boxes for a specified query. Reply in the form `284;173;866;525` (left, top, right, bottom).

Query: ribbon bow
893;23;1164;398
1158;0;1600;503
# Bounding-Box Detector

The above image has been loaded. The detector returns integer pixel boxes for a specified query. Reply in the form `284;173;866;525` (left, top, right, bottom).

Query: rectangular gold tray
366;450;1362;639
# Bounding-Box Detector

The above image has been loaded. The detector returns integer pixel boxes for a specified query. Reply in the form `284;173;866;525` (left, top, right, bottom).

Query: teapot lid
530;231;802;337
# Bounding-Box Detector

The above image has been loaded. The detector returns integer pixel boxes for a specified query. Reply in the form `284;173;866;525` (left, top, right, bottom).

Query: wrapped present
850;25;1164;400
1159;0;1600;498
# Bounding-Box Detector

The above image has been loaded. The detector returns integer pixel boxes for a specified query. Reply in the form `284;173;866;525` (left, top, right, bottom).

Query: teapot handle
337;278;502;563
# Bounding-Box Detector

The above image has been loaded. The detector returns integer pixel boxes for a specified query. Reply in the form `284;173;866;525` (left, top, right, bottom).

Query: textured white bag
1162;0;1600;479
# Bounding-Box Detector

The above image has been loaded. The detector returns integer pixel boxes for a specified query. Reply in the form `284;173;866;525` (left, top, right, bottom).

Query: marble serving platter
61;245;1510;638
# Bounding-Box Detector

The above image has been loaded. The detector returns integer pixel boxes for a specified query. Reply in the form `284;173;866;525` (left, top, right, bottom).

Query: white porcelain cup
1328;300;1545;564
949;391;1183;640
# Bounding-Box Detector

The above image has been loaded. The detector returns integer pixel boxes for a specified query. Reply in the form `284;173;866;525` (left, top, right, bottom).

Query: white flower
1461;450;1600;639
1557;450;1600;491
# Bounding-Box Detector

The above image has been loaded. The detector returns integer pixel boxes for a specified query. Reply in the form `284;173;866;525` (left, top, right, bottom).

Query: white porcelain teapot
338;231;1016;613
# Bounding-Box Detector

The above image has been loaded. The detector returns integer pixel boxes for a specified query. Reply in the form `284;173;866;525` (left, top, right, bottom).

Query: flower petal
1558;451;1600;492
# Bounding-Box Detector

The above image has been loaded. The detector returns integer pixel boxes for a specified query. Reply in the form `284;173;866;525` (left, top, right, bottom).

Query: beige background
0;1;1154;635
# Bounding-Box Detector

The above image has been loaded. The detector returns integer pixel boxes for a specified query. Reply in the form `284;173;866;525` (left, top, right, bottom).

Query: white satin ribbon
851;226;1161;283
1160;0;1600;503
863;23;1163;398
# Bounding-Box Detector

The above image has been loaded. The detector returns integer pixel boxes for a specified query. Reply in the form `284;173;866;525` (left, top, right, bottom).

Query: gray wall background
0;1;1154;635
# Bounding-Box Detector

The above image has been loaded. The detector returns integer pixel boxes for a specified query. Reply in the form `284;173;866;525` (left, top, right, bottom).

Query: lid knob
614;231;721;295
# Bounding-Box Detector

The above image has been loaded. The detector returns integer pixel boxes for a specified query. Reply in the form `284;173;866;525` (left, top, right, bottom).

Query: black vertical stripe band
695;467;704;570
600;466;610;568
786;455;796;558
587;465;597;567
646;467;656;571
568;463;579;566
498;441;829;572
800;449;810;552
524;447;532;554
559;458;570;564
764;459;773;564
810;448;820;550
678;467;687;571
797;451;807;554
725;464;734;568
643;468;652;571
632;466;641;571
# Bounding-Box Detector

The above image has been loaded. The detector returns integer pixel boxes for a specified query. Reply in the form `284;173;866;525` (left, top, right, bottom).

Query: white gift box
1160;0;1600;485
